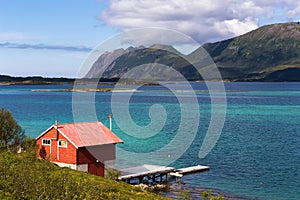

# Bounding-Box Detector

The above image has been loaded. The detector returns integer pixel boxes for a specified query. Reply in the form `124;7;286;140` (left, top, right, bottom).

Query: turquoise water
0;82;299;200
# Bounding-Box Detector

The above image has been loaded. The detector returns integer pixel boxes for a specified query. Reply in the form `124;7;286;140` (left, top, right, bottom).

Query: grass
0;150;169;200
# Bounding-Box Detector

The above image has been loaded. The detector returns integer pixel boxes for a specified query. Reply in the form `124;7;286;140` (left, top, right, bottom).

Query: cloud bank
0;42;92;52
101;0;300;44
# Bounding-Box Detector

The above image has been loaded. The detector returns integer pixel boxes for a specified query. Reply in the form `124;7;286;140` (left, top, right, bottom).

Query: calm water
0;82;299;200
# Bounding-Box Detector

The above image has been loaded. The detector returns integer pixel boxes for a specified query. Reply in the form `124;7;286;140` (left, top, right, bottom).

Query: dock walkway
176;165;210;174
118;164;210;184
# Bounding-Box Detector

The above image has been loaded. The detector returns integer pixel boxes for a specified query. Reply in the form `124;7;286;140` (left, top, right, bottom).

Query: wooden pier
118;164;210;184
176;165;210;175
118;164;175;184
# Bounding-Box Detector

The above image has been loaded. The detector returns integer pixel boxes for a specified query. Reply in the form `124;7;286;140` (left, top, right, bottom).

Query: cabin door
88;163;104;177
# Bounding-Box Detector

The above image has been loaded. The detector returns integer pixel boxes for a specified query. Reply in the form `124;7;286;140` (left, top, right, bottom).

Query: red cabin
36;121;123;177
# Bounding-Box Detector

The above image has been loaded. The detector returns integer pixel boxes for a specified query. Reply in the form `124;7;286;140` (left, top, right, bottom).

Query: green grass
0;190;13;200
0;151;169;200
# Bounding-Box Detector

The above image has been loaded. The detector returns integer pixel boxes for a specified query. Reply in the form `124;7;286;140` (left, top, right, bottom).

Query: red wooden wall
36;127;105;177
36;127;76;164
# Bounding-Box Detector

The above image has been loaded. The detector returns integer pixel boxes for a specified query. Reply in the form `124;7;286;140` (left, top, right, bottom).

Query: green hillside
0;151;168;200
201;22;300;81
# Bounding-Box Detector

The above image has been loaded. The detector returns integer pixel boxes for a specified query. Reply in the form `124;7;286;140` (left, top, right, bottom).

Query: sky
0;0;299;78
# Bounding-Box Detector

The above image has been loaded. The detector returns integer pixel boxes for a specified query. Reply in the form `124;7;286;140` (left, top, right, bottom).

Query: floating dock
176;165;210;175
118;164;210;184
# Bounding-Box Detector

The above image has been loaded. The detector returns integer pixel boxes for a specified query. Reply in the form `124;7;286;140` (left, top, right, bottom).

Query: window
42;139;51;146
58;140;67;148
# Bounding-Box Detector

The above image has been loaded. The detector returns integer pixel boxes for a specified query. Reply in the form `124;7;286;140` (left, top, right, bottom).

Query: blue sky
1;0;299;77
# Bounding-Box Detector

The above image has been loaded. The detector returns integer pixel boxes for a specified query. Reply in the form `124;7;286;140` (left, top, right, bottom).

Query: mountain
86;44;196;81
200;22;300;81
86;22;300;81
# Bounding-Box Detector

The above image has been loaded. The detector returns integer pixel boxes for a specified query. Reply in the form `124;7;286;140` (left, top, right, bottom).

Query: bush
0;108;25;151
105;168;121;180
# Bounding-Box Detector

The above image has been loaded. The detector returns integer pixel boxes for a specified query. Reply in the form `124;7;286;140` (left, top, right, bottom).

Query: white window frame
42;138;51;146
58;140;68;148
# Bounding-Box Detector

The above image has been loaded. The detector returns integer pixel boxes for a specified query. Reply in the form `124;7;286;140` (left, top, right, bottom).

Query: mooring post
139;176;143;184
160;174;162;182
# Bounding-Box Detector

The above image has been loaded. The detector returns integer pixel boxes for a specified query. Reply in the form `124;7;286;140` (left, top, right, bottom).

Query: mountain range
86;22;300;81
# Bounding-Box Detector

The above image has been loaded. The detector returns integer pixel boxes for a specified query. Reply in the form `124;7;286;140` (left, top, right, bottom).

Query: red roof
37;121;123;148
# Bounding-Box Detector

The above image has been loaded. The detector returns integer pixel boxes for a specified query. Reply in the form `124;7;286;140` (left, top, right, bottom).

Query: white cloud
287;2;300;18
100;0;300;44
215;17;259;37
0;42;92;52
121;28;193;46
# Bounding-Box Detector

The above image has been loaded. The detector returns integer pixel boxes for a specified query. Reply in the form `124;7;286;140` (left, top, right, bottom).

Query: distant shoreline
0;75;123;85
30;88;137;92
2;75;300;85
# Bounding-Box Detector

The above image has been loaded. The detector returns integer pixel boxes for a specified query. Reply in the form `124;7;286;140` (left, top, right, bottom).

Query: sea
0;82;299;200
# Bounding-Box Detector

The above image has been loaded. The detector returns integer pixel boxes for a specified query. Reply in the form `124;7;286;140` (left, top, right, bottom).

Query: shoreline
163;182;252;200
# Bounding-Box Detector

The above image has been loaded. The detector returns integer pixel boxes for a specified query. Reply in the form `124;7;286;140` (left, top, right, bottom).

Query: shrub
0;108;25;151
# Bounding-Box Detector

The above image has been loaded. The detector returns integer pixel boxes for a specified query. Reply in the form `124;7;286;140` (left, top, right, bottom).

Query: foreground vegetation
0;150;168;200
0;107;167;199
0;107;226;199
